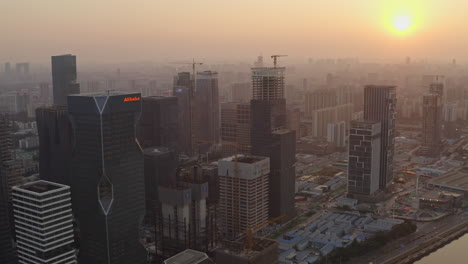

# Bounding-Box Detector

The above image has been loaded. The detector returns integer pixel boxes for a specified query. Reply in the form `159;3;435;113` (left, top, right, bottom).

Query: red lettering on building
124;97;141;102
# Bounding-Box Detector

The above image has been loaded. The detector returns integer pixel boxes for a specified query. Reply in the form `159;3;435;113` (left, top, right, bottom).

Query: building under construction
153;165;217;260
250;66;296;221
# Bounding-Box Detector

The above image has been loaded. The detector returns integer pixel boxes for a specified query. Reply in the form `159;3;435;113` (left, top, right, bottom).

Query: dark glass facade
269;130;296;219
364;85;396;189
0;169;17;264
347;120;381;196
52;54;80;106
36;106;73;185
250;98;296;220
0;117;17;264
194;71;220;153
68;92;146;264
143;147;178;224
137;96;179;152
173;72;193;156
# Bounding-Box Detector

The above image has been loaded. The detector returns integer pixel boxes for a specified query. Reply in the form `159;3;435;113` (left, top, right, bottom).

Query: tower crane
174;59;203;155
271;55;288;68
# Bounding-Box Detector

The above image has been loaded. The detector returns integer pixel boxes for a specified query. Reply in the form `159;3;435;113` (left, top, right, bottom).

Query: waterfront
416;234;468;264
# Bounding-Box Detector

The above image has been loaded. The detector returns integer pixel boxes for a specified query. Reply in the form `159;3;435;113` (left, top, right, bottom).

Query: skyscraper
252;67;284;100
0;116;23;197
158;166;210;257
218;155;269;239
364;85;397;189
420;94;442;157
250;66;296;220
327;121;346;148
68;92;146;264
304;89;337;116
52;54;80;106
194;71;220;153
0;119;17;263
137;96;179;151
12;181;77;263
36;106;73;185
347;120;381;198
220;102;251;156
143;147;178;224
173;72;193;156
1;117;23;264
37;54;80;184
0;170;16;264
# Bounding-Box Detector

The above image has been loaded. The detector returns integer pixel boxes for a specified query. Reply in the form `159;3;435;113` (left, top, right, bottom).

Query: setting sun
393;15;412;32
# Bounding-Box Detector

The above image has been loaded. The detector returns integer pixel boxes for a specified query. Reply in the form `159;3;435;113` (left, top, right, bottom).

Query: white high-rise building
327;121;346;148
218;155;270;240
12;180;76;264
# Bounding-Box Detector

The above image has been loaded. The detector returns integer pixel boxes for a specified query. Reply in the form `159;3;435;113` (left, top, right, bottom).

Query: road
346;212;468;264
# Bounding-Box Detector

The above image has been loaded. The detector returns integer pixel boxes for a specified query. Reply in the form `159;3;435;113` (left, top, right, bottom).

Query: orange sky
1;0;467;63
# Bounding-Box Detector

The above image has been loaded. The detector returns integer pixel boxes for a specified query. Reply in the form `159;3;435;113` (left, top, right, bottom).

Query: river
415;234;467;264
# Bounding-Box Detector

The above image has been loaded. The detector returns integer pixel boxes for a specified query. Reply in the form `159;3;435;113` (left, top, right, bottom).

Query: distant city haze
1;0;467;64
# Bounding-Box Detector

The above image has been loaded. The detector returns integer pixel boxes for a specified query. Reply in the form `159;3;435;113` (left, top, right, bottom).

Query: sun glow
382;0;424;36
393;15;412;32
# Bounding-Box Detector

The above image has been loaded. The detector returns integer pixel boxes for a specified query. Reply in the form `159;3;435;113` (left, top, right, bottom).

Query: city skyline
1;1;468;263
2;0;468;63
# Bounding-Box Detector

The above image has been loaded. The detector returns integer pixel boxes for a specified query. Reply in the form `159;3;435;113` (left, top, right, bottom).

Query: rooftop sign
124;96;141;102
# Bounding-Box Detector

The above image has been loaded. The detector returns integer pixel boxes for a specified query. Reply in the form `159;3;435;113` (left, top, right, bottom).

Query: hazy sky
1;0;467;64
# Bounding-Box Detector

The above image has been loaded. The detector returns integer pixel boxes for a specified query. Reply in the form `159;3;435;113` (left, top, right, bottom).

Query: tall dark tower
250;66;296;220
52;54;80;106
0;171;16;264
37;54;80;184
36;106;73;184
420;94;442;157
364;85;397;189
194;71;220;153
173;72;193;156
0;116;18;264
137;96;179;151
68;92;146;264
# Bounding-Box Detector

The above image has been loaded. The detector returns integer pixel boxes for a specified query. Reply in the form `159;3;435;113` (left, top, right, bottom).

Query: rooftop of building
251;67;286;71
272;128;293;135
52;54;74;57
69;91;139;97
143;147;172;156
221;155;267;164
420;190;453;201
35;105;67;111
364;85;397;89
15;180;68;194
144;96;176;100
164;249;212;264
350;119;380;125
429;168;468;191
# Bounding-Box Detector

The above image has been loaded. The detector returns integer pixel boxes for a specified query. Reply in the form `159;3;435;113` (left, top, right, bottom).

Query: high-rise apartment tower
364;85;396;189
12;181;77;263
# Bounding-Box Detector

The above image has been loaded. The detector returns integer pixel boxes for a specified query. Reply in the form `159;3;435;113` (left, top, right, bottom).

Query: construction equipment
271;55;287;68
174;59;203;155
245;215;285;250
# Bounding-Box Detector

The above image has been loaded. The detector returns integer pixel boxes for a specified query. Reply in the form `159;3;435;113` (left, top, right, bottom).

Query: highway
346;212;468;264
